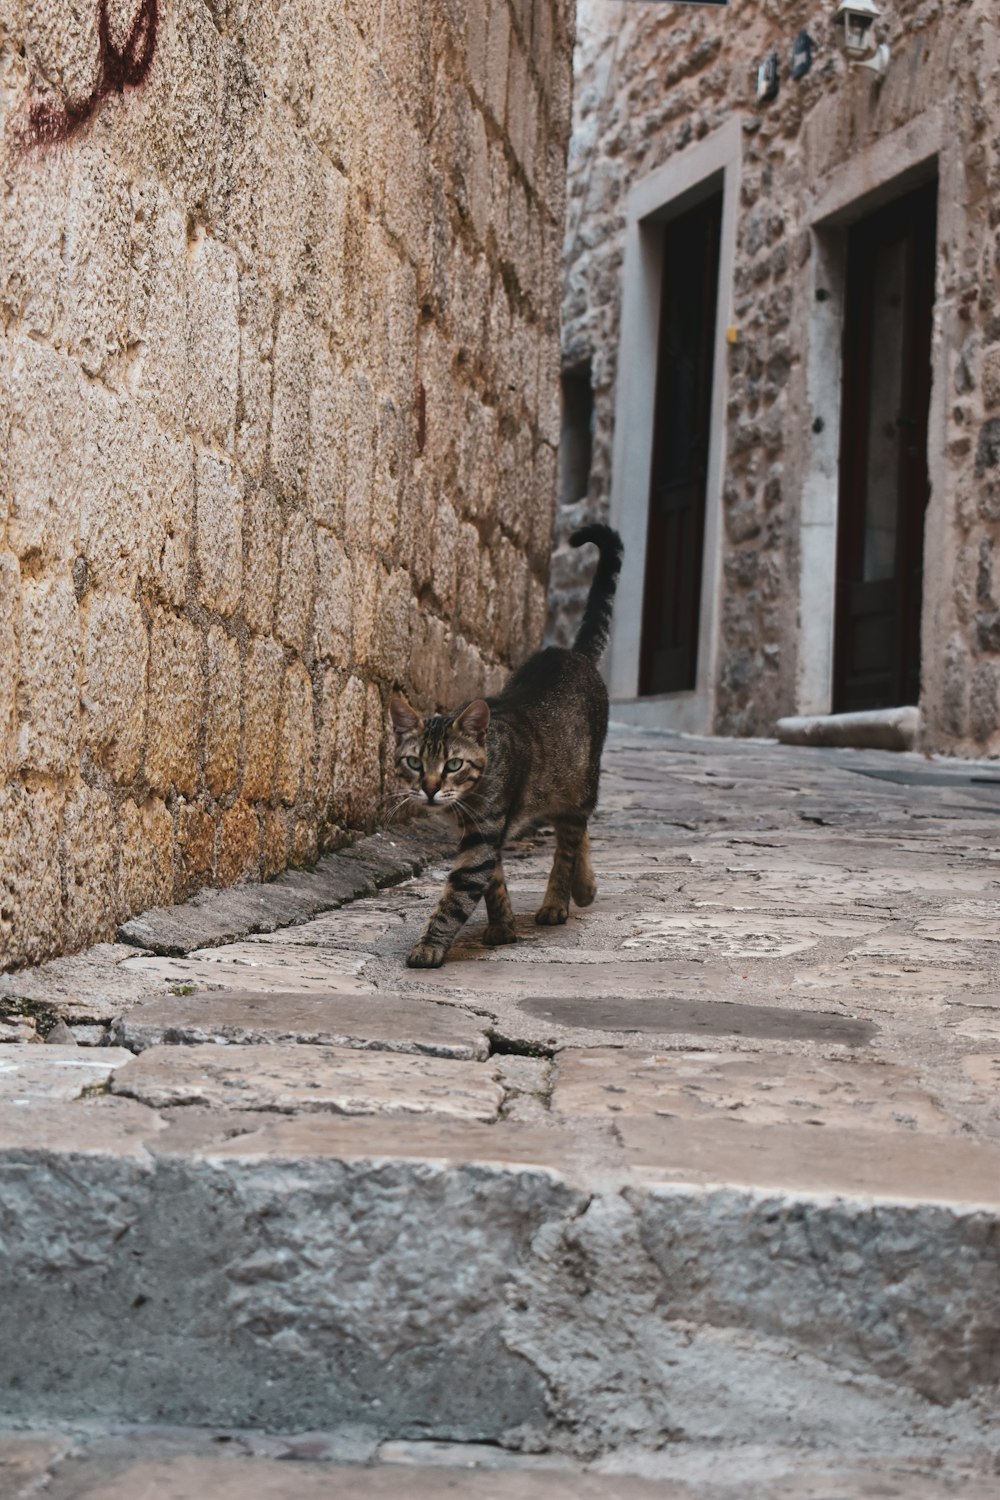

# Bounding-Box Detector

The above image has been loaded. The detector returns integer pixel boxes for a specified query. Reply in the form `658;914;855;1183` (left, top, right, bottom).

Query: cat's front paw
535;902;569;926
406;940;448;968
483;923;517;947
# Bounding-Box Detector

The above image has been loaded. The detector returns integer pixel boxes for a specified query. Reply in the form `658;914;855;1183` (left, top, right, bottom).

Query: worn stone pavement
1;726;999;1495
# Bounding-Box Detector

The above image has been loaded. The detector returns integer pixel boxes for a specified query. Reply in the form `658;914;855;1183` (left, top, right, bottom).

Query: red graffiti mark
22;0;158;148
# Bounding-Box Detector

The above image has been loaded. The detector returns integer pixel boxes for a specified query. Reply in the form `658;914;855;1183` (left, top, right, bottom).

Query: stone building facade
553;0;1000;753
0;0;574;969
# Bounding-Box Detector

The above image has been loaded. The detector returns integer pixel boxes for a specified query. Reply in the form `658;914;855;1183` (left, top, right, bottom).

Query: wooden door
639;192;722;696
834;181;937;712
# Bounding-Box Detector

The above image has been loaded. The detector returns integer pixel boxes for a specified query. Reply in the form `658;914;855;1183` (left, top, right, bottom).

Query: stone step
5;1432;1000;1500
0;1041;997;1461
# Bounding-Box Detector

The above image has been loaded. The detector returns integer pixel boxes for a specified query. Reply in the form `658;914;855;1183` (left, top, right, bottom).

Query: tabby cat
390;524;623;968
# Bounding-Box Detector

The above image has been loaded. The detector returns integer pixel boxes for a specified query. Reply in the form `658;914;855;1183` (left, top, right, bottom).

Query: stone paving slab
120;945;376;995
112;991;492;1059
520;993;877;1045
551;1047;958;1133
4;1432;999;1500
0;1046;133;1103
110;1043;505;1121
619;1113;1000;1205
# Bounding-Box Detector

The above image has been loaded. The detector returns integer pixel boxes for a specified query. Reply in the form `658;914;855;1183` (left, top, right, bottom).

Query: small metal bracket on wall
757;52;780;104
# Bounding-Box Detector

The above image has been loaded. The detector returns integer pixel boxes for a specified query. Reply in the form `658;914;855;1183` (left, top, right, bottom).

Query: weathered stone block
82;593;148;783
314;530;353;667
62;783;117;952
372;397;406;554
332;673;367;824
0;783;63;968
343;374;377;552
270;302;313;500
16;574;79;777
0;152;70;343
315;667;341;812
175;800;217;899
372;566;412;678
196;454;244;619
145;611;202;799
217;801;262;886
485;0;511;125
0;552;20;780
262;805;289;878
134;193;189;434
117;797;175;922
983;347;1000;412
242;637;284;802
277;661;316;806
187;229;239;449
351;554;380;670
275;510;316;655
236;275;275;476
242;485;281;637
308;346;347;535
140;429;195;610
6;339;83;569
205;626;241;800
60;147;132;377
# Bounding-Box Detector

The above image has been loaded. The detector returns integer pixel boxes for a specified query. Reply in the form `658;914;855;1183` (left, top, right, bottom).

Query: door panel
834;181;937;712
639;192;722;697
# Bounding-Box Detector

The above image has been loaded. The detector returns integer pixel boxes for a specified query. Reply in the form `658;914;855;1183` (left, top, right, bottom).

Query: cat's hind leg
536;813;586;925
570;826;597;907
483;858;517;946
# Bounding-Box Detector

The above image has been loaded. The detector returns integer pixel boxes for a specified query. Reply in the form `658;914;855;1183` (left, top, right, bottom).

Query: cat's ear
454;698;490;744
390;693;421;738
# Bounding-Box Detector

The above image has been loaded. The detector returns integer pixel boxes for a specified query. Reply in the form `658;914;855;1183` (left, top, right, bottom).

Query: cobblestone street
1;726;999;1494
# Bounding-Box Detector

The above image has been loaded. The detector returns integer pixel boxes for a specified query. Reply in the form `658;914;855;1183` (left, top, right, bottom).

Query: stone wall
553;0;1000;752
0;0;574;969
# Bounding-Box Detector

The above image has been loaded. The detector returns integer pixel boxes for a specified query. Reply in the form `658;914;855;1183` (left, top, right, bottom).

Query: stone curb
115;822;454;957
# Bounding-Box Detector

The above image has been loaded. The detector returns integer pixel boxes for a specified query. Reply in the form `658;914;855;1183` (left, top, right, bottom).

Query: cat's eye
445;757;463;772
404;756;422;771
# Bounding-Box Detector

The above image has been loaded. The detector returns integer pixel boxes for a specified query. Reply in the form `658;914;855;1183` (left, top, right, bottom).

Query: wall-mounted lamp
833;0;891;77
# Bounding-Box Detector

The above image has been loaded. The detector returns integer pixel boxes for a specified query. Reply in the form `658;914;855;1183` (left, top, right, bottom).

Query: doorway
833;180;937;712
638;190;723;696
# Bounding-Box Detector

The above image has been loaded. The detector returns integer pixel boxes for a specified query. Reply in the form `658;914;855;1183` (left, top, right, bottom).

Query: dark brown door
834;181;937;712
639;192;722;696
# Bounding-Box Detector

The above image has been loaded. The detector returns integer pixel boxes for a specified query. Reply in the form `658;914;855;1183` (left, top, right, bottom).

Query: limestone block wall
554;0;1000;751
0;0;575;969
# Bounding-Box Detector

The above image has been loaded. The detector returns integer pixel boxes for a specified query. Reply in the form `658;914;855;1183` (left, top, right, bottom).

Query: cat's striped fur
390;524;623;969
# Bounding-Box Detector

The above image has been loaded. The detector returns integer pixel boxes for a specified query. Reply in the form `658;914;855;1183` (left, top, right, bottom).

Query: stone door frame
798;107;957;717
606;116;742;732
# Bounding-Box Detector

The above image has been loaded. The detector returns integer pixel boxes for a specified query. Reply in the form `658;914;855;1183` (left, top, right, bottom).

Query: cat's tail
570;523;624;664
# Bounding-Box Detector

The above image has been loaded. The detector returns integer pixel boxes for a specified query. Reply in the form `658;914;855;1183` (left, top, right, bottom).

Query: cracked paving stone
551;1049;957;1133
109;1043;505;1121
112;990;492;1060
120;944;375;994
0;1046;133;1104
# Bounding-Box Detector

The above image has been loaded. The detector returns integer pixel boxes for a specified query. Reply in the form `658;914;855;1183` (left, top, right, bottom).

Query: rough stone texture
3;1432;1000;1500
0;0;575;971
111;1042;504;1119
552;0;1000;754
113;990;492;1060
1;729;1000;1466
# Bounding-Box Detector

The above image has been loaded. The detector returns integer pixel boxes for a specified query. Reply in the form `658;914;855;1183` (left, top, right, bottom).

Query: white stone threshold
775;706;921;751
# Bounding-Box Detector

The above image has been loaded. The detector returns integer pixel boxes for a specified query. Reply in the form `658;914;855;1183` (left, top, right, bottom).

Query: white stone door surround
798;107;957;717
607;116;742;733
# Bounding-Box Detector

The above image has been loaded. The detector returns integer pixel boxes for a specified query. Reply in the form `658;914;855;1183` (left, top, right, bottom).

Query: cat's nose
423;778;442;803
